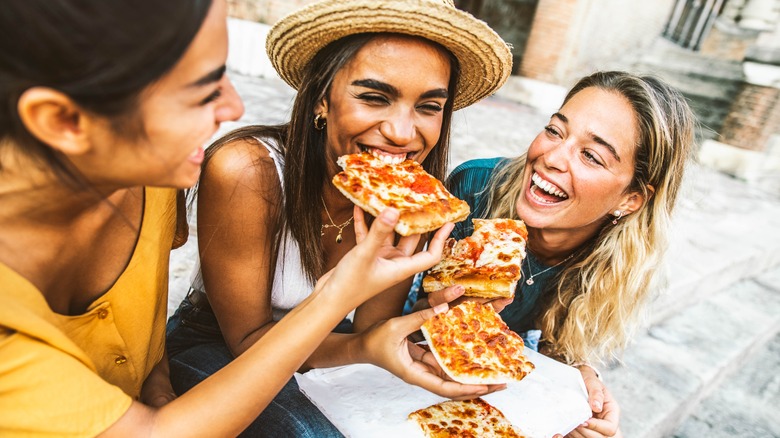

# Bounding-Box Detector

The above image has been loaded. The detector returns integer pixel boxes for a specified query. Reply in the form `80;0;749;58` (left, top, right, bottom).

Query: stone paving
168;70;780;437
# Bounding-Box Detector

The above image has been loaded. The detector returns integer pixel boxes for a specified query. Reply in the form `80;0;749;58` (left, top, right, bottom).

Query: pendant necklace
524;253;574;285
320;197;353;244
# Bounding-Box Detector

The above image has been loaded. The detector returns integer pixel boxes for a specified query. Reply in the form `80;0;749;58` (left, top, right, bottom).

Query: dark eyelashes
357;93;388;103
200;89;222;105
419;103;443;113
358;93;443;113
582;150;603;166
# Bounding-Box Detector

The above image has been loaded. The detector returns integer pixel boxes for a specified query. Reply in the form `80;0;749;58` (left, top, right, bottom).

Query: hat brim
266;0;512;110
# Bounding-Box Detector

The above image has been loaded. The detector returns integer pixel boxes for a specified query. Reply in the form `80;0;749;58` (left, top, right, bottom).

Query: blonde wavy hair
484;71;696;365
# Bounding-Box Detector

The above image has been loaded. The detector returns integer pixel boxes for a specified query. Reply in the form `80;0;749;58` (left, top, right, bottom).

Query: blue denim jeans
166;295;344;438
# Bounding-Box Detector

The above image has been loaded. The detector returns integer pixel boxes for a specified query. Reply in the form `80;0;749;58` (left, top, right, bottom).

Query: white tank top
190;138;315;321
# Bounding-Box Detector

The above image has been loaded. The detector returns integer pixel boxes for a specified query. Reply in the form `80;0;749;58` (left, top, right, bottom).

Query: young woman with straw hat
0;0;455;436
420;70;697;437
166;0;512;436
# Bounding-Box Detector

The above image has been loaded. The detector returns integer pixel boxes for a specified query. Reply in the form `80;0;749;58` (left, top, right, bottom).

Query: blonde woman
425;71;696;437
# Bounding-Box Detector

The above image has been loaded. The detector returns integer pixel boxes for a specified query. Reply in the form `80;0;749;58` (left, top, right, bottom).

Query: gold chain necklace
524;253;574;285
320;197;353;244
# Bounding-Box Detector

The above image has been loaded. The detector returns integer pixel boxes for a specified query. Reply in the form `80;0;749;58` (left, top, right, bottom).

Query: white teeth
532;172;568;199
367;148;407;165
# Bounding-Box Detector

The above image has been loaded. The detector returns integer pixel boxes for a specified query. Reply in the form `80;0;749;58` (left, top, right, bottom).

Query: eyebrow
351;79;449;100
189;65;227;87
552;112;621;162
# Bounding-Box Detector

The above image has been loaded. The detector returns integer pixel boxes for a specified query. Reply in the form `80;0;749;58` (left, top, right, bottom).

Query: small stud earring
612;210;623;225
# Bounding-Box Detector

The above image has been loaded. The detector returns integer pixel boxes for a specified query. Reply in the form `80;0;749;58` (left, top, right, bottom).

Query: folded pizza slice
421;301;534;385
423;218;527;299
332;152;470;236
408;398;527;438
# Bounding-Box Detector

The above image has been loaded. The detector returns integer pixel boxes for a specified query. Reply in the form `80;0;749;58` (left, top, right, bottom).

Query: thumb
397;302;449;335
357;208;399;254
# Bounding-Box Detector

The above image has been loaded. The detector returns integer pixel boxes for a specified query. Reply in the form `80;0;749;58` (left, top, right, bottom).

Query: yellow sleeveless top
0;187;177;437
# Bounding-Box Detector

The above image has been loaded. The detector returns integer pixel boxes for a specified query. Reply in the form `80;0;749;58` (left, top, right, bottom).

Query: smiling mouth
530;172;568;203
359;146;411;165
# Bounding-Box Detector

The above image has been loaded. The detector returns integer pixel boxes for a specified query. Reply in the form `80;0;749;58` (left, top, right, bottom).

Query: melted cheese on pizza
421;301;534;384
408;398;527;438
334;153;459;212
429;218;527;282
332;153;470;235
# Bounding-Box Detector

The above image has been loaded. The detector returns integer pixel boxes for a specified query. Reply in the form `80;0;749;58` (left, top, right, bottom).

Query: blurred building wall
227;0;779;165
227;0;316;23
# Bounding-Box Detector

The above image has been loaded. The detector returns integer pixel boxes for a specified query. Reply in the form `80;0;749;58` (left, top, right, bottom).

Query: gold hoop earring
314;114;326;130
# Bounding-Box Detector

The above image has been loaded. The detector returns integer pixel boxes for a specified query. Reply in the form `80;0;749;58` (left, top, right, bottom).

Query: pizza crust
422;276;517;299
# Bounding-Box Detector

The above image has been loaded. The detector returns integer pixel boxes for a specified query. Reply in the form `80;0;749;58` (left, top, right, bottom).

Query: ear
17;87;94;156
314;97;328;117
616;189;646;216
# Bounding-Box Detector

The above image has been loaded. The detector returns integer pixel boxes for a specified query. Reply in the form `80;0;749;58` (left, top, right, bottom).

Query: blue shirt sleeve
446;157;507;239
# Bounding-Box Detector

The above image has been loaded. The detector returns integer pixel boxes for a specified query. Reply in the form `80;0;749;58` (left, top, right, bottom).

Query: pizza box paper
295;347;592;437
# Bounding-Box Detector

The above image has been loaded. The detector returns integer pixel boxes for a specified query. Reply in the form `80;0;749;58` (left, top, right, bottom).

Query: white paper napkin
295;347;592;437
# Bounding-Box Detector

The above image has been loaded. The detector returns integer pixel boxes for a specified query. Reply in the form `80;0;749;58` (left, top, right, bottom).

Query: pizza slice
421;301;534;385
423;218;528;298
408;398;527;438
331;152;470;236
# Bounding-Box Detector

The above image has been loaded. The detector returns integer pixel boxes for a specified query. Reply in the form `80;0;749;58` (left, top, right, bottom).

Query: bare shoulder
201;136;280;195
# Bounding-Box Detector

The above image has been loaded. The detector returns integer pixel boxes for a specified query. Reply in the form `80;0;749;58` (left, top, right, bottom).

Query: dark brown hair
0;0;212;188
204;32;460;283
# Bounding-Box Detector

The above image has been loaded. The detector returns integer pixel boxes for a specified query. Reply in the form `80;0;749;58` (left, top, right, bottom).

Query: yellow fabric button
114;356;127;365
97;309;109;319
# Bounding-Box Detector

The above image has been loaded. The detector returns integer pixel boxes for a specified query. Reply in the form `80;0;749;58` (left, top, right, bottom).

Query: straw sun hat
266;0;512;110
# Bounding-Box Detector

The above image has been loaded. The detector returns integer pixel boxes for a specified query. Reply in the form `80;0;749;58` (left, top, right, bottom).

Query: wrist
571;362;602;381
343;332;368;365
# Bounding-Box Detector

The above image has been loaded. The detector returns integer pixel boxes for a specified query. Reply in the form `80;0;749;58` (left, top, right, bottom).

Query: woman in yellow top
0;0;471;436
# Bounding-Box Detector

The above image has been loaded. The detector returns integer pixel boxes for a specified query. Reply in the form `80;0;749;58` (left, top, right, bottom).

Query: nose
215;76;244;123
542;138;571;173
379;108;416;146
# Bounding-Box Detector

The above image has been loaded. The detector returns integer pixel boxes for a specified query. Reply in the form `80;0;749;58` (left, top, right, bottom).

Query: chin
163;171;201;190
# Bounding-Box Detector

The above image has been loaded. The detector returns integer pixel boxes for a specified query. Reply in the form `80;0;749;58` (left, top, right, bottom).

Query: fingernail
432;303;448;314
593;400;602;410
380;208;399;224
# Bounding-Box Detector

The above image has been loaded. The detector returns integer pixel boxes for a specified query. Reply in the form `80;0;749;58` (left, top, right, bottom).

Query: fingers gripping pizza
332;153;471;236
421;301;534;385
423;218;528;298
408;398;527;438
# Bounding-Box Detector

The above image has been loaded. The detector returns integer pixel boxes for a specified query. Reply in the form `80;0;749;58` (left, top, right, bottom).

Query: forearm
300;332;360;371
104;208;453;436
229;320;278;357
108;287;352;437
